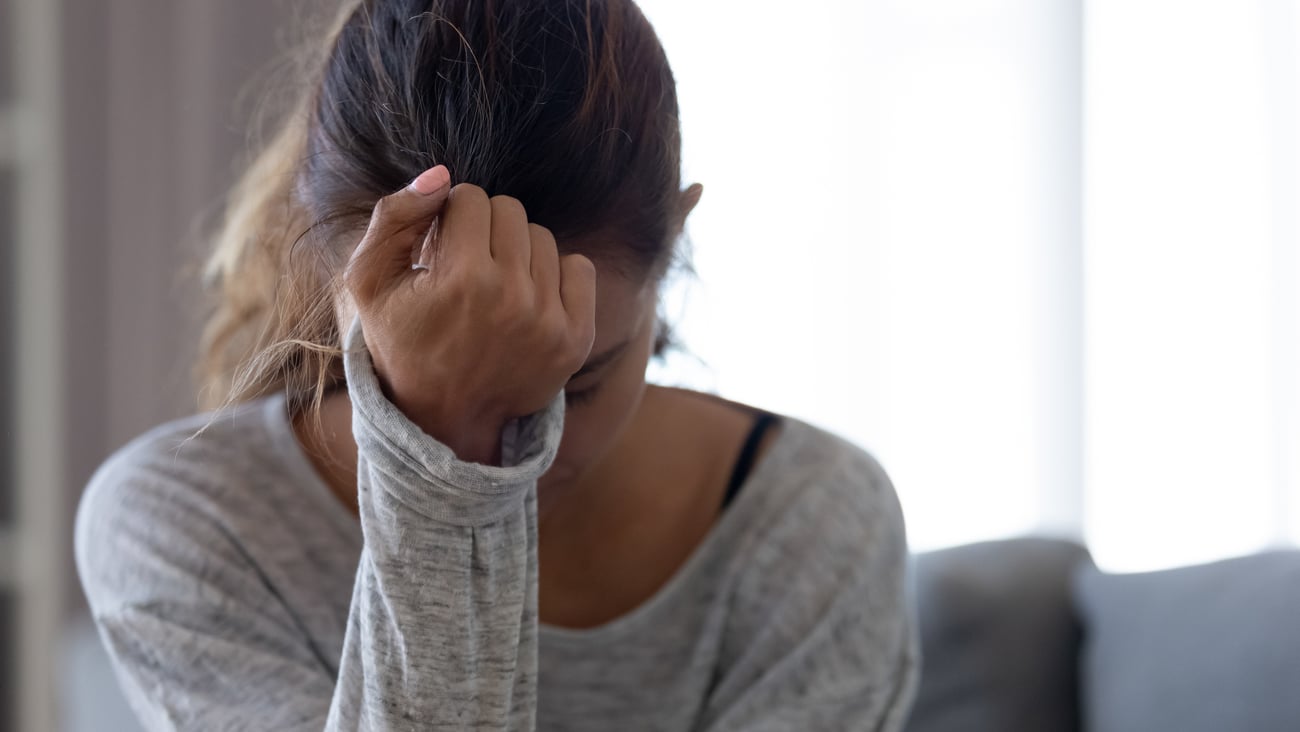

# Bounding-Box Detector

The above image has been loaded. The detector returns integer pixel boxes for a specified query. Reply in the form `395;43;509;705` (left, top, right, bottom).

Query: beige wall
60;0;310;609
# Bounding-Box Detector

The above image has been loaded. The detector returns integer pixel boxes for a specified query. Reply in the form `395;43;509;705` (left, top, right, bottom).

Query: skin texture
292;170;783;628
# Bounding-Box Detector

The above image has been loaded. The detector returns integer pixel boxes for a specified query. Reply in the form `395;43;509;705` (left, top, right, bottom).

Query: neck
292;389;361;516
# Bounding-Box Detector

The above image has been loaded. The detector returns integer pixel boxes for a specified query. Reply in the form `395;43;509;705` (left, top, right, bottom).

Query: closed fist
344;165;596;465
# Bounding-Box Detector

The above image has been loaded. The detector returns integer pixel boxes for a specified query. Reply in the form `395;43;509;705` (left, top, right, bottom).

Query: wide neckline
536;413;802;643
260;389;806;643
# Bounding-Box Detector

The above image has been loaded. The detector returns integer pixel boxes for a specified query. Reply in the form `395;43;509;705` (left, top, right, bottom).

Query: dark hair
198;0;686;414
309;0;682;277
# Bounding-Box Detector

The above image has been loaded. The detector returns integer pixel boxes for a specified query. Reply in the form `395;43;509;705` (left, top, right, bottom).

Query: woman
75;0;919;729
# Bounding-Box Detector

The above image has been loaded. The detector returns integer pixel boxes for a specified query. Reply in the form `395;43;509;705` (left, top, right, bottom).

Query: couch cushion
904;537;1091;732
1074;549;1300;732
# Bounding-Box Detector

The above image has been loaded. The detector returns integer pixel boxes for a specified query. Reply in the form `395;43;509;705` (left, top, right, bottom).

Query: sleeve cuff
342;313;566;526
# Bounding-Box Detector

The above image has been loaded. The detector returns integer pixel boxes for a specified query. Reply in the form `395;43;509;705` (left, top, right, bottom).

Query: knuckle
490;195;528;220
369;196;393;223
528;223;556;247
449;182;488;205
368;192;428;238
448;260;489;295
563;253;596;274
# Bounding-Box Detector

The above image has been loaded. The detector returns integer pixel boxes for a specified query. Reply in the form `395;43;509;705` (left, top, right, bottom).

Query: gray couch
65;537;1300;731
905;537;1300;732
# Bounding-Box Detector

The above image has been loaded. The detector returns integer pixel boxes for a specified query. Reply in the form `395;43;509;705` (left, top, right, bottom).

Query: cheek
544;334;654;487
547;370;646;485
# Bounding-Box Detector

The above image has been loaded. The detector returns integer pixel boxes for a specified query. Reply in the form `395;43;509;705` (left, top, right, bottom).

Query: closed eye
564;383;601;407
570;338;631;380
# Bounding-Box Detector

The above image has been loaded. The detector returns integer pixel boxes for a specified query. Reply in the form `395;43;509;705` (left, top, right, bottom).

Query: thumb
345;165;452;303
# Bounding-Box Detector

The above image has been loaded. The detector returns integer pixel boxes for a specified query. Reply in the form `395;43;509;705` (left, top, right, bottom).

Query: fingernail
408;166;450;195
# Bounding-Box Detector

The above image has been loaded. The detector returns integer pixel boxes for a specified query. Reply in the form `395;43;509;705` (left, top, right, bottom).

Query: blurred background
2;0;1299;729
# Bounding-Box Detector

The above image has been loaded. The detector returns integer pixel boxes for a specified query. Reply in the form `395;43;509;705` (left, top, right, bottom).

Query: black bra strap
721;412;781;511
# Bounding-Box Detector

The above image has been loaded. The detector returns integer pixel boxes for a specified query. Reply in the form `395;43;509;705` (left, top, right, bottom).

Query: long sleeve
326;314;564;729
75;313;564;731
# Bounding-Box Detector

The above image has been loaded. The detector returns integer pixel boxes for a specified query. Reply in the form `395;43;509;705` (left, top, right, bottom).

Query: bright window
641;0;1300;571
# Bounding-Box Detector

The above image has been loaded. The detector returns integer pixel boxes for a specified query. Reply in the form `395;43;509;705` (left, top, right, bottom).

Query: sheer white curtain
1085;0;1300;570
639;0;1300;571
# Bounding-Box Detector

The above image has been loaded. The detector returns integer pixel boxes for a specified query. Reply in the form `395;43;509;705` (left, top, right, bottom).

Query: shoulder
729;414;910;598
74;397;286;613
77;397;277;527
709;415;919;715
752;415;905;552
656;385;907;562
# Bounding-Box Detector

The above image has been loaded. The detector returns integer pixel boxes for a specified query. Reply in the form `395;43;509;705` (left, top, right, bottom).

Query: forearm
327;482;539;729
327;315;564;729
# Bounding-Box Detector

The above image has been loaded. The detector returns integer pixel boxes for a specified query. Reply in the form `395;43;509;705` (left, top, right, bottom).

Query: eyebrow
570;337;632;380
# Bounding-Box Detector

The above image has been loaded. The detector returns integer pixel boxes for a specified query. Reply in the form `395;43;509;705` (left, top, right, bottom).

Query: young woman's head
199;0;700;486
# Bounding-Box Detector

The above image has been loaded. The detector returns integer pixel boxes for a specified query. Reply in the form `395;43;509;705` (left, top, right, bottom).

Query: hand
343;166;596;465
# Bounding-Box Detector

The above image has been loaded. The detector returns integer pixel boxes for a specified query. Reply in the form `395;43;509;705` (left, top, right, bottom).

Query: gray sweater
75;316;919;731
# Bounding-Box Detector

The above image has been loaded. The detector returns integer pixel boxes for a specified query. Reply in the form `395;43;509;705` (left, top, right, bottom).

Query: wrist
403;398;509;466
433;422;505;466
374;371;511;466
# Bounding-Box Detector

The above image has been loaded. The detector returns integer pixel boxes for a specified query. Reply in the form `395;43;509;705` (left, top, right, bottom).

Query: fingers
489;196;532;273
529;224;559;302
559;253;597;355
345;166;451;303
438;183;492;272
345;169;594;371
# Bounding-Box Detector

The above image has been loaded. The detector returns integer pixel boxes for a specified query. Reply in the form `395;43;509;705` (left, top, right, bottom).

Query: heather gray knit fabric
75;316;918;731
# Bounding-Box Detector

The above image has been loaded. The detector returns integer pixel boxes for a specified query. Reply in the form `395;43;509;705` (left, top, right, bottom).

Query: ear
673;183;704;235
